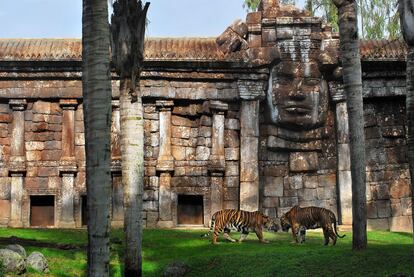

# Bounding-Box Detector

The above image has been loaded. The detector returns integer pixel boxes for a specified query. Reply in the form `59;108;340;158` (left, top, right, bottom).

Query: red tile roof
0;38;243;62
359;39;407;61
0;38;408;63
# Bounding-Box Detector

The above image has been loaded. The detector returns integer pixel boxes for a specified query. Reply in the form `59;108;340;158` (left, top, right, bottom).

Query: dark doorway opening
30;195;54;227
177;195;203;225
81;195;88;226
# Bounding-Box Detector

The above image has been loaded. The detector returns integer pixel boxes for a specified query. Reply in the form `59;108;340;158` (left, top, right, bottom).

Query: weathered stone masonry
0;0;412;231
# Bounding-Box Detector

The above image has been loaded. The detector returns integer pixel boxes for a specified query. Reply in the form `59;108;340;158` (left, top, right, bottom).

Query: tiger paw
261;240;270;244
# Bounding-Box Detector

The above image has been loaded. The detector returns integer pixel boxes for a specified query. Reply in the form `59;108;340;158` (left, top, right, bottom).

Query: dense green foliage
242;0;400;38
360;0;400;39
0;228;413;276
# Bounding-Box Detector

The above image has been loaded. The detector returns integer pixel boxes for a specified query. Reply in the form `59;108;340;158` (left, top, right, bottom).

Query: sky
0;0;305;38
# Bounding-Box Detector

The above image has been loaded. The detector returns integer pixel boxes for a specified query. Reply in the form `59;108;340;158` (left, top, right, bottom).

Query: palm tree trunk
399;0;414;235
120;78;144;276
333;0;367;250
407;46;414;236
110;1;149;274
82;0;112;275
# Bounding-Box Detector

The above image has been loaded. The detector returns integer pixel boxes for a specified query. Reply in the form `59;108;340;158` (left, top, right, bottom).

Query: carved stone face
268;61;328;131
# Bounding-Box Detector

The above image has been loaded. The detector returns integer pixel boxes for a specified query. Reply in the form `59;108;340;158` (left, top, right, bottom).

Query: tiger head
280;214;291;232
263;216;279;232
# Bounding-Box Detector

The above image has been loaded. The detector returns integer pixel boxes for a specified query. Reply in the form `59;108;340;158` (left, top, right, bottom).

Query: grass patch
0;228;412;276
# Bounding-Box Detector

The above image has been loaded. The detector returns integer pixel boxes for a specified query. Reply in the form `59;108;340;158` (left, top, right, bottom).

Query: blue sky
0;0;305;38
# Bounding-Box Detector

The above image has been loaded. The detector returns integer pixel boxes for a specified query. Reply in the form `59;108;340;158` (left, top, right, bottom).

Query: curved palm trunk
399;0;414;235
332;0;367;250
110;1;149;275
82;0;112;276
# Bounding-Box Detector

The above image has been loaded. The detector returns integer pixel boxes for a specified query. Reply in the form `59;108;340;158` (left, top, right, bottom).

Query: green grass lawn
0;228;413;276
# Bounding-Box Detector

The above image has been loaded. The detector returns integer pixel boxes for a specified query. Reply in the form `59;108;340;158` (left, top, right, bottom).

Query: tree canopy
242;0;400;39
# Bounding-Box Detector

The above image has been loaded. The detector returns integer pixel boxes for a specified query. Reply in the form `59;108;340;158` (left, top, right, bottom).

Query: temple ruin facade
0;0;412;231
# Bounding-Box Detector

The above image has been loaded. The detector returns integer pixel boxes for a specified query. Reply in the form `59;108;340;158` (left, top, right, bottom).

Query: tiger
201;209;279;245
280;205;345;245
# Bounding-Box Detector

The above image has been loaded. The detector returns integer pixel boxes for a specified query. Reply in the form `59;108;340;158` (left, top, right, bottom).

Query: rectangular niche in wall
30;195;55;227
177;195;204;225
81;195;88;226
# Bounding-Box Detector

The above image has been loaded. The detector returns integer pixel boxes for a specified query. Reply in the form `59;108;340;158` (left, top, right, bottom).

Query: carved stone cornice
209;100;228;113
59;99;78;110
156;100;174;111
9;99;27;111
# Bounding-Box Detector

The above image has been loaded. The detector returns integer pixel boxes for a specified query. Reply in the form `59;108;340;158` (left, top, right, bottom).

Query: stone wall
0;0;412;232
364;98;412;231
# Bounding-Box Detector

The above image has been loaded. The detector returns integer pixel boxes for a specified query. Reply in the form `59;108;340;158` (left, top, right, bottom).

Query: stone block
240;161;258;182
0;200;10;220
143;201;158;212
224;200;238;210
303;175;318;189
376;200;391;218
32;101;61;115
288;175;303;190
143;190;159;201
185;147;196;160
0;178;10;199
390;201;403;217
171;115;197;127
25;141;44;151
389;216;413;232
200;115;212;126
225;162;239;177
172;126;191;139
240;181;259;211
224;187;238;201
374;183;390;200
367;218;389;231
41;150;61;161
224;130;239;148
262;165;287;177
298;188;317;201
146;212;159;228
401;197;412;216
225;148;239;161
390;178;411;199
225;118;240;130
171;146;186;161
283;189;298;197
196;146;210;161
316;187;336;200
337;144;350;170
263;176;284;197
225;176;239;188
289;152;318;172
48;177;60;189
364;127;381;139
263;197;279;208
150;133;159;147
279;197;298;207
318;174;336;188
0;114;11;123
44;141;61;150
75;133;85;146
196;137;211;147
198;126;212;138
38;167;58;177
26;150;42;161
